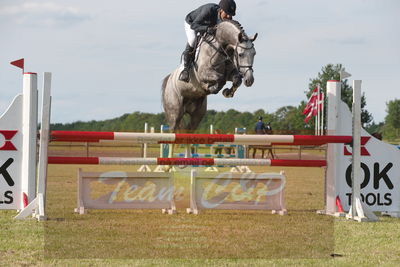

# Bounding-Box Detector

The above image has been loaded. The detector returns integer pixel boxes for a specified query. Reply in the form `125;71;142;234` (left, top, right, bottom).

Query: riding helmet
219;0;236;16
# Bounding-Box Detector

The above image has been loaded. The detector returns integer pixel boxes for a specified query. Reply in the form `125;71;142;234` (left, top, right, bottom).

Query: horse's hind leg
165;110;184;133
187;97;207;131
162;77;184;171
165;112;182;171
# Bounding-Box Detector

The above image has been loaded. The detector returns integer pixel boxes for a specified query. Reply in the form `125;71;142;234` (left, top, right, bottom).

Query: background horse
162;20;257;132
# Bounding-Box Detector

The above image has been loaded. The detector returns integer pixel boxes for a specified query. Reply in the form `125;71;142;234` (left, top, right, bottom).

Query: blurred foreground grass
1;163;399;266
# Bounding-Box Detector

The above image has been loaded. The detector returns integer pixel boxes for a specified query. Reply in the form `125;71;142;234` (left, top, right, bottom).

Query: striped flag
303;88;324;123
303;88;318;123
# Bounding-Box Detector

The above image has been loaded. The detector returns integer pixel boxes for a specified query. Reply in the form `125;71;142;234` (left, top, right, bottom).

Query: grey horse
162;20;257;132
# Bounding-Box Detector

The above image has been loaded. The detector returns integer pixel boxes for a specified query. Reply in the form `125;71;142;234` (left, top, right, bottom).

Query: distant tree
365;121;384;135
254;109;266;120
273;105;309;134
383;99;400;140
307;64;373;126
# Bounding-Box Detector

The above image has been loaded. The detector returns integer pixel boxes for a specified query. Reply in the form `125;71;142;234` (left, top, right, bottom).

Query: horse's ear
249;33;258;42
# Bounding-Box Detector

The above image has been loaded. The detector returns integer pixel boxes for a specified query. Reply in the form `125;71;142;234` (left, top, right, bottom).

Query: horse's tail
161;74;171;110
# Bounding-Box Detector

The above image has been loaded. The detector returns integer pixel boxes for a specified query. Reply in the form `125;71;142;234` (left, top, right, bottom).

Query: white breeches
184;21;196;48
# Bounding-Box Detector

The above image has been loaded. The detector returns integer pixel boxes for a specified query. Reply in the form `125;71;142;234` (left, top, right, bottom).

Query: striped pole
174;153;236;158
51;131;353;146
48;156;326;167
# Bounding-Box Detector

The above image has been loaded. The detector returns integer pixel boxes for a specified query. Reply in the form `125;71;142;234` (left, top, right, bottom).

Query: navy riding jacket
255;121;266;134
185;3;220;33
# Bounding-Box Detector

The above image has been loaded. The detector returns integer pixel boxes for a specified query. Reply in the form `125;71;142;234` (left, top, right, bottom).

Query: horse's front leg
207;80;226;95
222;71;242;98
202;71;226;95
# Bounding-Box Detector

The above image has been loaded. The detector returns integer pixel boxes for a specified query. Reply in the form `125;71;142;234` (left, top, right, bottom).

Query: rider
179;0;237;83
255;116;266;134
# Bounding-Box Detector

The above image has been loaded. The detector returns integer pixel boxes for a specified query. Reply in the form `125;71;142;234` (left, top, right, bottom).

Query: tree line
50;108;316;135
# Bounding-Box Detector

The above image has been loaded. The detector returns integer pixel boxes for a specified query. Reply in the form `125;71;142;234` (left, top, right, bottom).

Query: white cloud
0;2;91;27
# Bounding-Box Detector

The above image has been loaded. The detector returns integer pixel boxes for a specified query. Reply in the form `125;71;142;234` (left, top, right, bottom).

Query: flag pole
315;113;317;135
317;84;320;135
321;91;324;135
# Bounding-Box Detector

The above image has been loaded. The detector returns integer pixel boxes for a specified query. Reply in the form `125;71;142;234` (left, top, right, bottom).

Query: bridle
233;41;254;77
202;33;254;77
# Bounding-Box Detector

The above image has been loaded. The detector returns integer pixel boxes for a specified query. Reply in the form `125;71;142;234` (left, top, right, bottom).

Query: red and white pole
48;156;326;167
51;131;353;146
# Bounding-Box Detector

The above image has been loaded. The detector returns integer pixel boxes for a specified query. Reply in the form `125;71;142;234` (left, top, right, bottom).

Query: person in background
254;116;266;134
253;117;275;159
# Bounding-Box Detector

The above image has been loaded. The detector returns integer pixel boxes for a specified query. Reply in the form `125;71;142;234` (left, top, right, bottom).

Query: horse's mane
227;20;244;32
219;19;248;38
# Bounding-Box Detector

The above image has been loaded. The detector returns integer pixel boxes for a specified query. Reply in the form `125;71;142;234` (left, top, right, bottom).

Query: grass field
1;146;400;266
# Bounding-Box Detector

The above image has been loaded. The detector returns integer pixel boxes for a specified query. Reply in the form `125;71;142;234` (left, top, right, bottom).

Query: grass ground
1;146;400;266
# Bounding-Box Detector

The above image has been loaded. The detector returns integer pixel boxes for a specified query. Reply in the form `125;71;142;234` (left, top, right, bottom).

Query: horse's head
216;20;257;87
236;32;257;87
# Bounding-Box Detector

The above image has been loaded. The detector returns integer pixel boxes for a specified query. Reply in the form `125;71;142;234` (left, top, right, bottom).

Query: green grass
1;162;400;266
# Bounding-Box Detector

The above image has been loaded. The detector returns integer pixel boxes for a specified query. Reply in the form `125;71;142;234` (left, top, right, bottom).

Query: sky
0;0;399;124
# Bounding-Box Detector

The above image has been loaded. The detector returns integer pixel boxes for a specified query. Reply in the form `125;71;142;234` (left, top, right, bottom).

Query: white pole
321;90;324;135
314;87;318;135
154;125;168;172
21;73;38;208
325;81;342;214
351;80;361;218
315;115;318;135
159;125;164;157
144;122;148;156
346;80;377;221
36;72;52;219
317;84;321;135
137;122;151;172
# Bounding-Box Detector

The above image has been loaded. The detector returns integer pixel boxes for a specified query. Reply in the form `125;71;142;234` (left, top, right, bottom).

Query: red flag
303;89;325;124
304;107;316;123
303;88;318;123
303;88;318;114
10;58;24;72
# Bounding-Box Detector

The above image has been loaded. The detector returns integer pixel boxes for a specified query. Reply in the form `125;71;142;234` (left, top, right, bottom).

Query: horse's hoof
222;89;233;98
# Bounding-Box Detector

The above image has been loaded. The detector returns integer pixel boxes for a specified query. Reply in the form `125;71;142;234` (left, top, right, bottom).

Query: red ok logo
344;136;371;156
0;130;18;151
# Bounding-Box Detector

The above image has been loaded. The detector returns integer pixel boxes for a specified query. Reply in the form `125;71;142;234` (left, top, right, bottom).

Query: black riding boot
179;44;195;82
